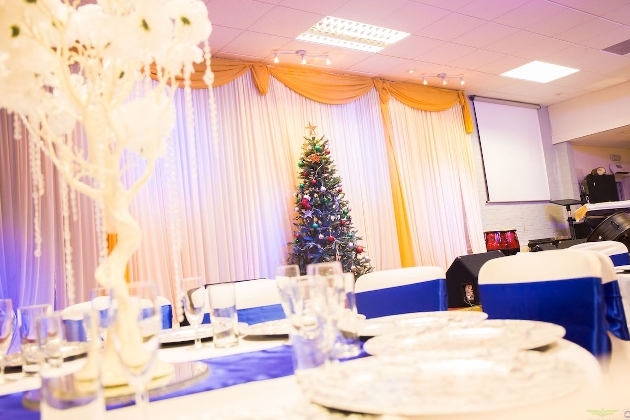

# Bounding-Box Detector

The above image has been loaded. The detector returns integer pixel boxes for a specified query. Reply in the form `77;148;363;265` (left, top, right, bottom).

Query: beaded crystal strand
184;64;197;177
60;175;75;306
166;131;184;323
203;42;219;148
13;113;21;140
27;126;43;258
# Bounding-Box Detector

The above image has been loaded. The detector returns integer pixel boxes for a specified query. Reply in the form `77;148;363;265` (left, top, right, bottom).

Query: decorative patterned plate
357;311;488;337
159;323;249;344
240;319;290;337
302;349;583;416
4;342;89;373
363;319;565;356
22;361;210;410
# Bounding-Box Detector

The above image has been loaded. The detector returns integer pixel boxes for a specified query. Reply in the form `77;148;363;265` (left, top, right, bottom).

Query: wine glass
0;299;14;384
181;277;206;350
109;282;161;419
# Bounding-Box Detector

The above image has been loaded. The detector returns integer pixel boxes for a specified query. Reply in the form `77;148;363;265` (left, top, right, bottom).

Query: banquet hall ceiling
204;0;630;108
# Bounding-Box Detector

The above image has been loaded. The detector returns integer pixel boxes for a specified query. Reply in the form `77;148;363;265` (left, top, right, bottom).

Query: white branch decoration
0;0;213;382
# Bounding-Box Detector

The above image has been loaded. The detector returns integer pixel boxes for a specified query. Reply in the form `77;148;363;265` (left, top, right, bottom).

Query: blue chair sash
479;277;610;356
237;304;286;325
200;304;286;325
140;305;172;330
610;252;630;267
603;281;630;340
355;279;448;319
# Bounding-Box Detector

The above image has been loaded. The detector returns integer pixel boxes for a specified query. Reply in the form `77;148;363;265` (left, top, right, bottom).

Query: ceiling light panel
501;61;579;83
296;16;410;53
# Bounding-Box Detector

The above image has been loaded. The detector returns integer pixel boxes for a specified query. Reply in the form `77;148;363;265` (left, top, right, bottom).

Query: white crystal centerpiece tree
0;0;213;380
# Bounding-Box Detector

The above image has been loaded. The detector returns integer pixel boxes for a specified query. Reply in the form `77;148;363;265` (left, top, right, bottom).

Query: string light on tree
287;124;373;277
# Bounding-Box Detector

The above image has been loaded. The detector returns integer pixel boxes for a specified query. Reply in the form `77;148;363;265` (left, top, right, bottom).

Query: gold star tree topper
305;122;317;137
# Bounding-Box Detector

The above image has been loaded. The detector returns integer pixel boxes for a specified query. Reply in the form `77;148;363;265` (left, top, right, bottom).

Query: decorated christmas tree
287;123;373;278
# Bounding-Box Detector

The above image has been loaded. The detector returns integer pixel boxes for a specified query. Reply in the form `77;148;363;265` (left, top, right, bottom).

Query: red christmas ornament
311;179;317;185
340;220;346;226
338;187;343;193
356;246;364;253
294;233;300;239
302;171;307;176
300;198;309;207
325;149;330;155
327;236;334;242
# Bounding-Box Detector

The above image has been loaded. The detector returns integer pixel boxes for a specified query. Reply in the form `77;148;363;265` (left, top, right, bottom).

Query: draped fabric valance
150;58;475;267
150;58;473;134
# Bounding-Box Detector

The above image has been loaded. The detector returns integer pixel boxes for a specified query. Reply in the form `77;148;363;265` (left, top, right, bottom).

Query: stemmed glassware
181;277;206;350
109;282;162;420
0;299;14;384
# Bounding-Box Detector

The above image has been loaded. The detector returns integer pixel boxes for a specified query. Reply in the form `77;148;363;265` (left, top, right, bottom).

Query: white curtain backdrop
388;97;486;269
0;68;481;319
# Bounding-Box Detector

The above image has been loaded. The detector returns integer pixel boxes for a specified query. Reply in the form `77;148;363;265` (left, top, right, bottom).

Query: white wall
469;101;579;248
548;81;630;144
572;145;630;200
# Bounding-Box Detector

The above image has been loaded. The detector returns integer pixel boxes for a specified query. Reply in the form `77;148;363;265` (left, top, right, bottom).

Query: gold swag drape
151;59;474;267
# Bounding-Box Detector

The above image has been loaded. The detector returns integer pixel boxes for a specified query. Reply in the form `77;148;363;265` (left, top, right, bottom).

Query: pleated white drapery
0;69;483;320
388;97;486;268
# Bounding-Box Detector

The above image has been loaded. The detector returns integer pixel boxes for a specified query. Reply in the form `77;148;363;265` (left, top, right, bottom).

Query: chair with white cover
478;249;610;355
354;266;448;319
569;241;630;341
234;279;286;325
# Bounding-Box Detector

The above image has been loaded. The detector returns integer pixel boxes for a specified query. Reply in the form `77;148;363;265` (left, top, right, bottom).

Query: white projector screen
473;100;550;203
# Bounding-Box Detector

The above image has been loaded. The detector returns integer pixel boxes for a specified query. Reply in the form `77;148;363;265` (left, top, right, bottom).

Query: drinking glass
109;282;161;420
90;288;113;343
336;273;362;359
0;299;14;384
181;277;206;350
278;275;327;374
306;262;345;365
206;282;238;348
18;303;53;375
37;311;104;420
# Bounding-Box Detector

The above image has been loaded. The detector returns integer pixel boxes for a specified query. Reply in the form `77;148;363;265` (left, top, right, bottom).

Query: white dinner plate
158;323;248;344
363;319;566;356
5;342;89;371
615;264;630;273
240;319;290;337
357;310;488;337
302;349;584;416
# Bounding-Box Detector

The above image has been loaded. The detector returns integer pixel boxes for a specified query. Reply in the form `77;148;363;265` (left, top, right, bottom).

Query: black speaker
445;251;505;309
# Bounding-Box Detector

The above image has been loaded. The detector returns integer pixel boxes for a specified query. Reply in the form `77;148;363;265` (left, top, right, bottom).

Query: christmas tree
287;123;373;278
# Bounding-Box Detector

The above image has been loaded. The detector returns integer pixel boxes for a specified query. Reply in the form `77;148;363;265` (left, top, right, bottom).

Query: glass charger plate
4;342;89;373
302;350;583;416
240;319;290;337
357;310;488;337
363;319;565;356
22;361;210;410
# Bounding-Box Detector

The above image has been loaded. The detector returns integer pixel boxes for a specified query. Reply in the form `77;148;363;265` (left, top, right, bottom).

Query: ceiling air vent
602;38;630;55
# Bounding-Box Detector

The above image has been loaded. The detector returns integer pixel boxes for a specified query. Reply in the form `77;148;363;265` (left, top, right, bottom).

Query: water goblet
0;299;14;384
109;282;162;420
181;277;206;350
18;303;53;376
336;272;362;359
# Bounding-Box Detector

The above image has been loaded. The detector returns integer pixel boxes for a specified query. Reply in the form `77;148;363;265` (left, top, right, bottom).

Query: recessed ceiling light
296;16;410;53
501;61;579;83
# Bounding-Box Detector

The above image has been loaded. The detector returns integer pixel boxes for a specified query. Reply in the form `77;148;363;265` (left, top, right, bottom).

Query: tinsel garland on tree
287;123;373;278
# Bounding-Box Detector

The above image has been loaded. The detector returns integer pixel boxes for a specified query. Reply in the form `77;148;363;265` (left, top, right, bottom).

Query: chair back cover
479;249;610;355
355;266;447;319
234;279;285;325
569;242;630;340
